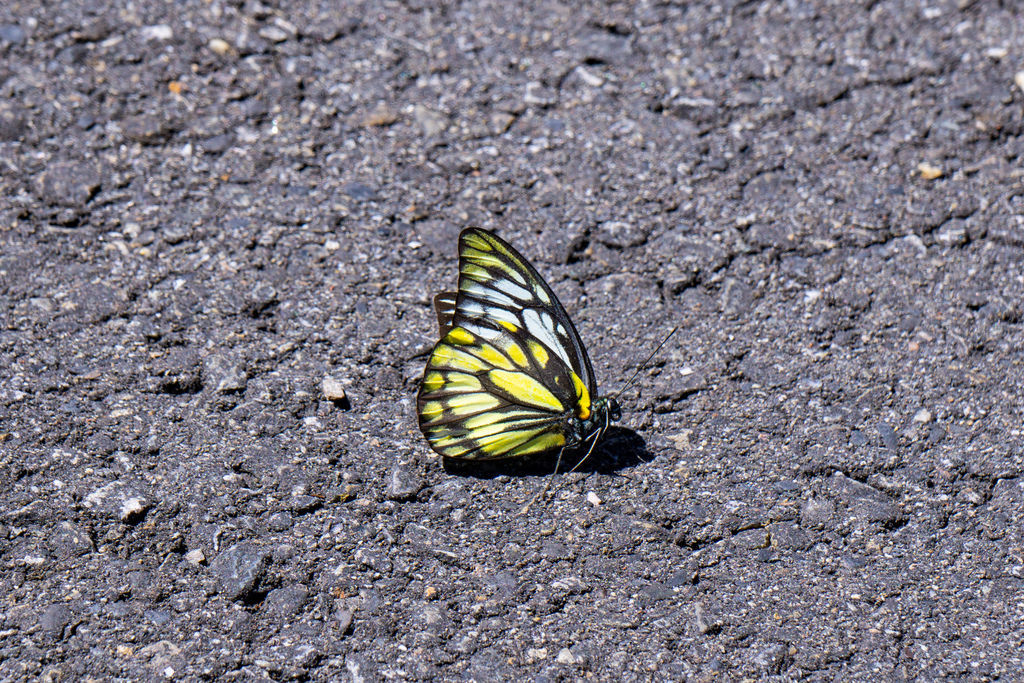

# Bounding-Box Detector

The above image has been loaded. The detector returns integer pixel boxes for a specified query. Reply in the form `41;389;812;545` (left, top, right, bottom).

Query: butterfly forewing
454;229;597;395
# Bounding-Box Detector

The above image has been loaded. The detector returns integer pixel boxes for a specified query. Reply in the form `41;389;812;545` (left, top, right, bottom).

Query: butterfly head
576;396;620;439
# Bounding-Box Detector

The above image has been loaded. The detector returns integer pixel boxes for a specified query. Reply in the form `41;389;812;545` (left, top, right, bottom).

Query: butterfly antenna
611;326;680;401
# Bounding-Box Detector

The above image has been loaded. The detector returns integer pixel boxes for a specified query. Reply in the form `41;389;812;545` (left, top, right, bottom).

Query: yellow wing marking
445;392;502;416
431;343;489;373
498;320;518;333
427;423;566;459
488;369;563;413
422;371;481;394
506;431;565;457
471;428;547;457
419;391;503;426
447;328;475;345
474;343;516;371
505;341;528;367
571;371;591;420
462;231;493;252
462;411;542;430
463;252;527;284
527;340;549;368
461;262;492;282
420;401;444;420
422;371;445;393
462;231;530;285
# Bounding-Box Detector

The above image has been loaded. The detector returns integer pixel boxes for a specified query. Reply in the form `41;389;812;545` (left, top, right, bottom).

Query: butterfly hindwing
418;323;590;459
433;292;457;336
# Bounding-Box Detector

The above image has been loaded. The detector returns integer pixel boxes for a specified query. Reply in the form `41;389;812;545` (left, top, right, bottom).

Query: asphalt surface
2;0;1023;680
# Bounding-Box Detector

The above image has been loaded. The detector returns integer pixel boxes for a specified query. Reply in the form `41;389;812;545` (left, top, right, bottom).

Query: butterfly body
417;228;618;461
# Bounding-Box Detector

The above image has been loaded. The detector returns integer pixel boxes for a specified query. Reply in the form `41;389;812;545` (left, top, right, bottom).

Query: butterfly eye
608;398;622;422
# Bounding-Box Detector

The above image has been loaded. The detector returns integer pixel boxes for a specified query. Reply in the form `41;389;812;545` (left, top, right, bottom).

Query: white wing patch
522;308;572;368
462;299;520;328
463;280;517;307
491;277;533;302
460;320;501;340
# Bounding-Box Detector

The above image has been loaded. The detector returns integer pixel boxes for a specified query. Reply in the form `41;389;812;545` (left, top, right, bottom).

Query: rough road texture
2;1;1023;680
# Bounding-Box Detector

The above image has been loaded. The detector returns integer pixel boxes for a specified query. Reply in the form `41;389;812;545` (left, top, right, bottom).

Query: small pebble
264;584;309;617
335;608;353;633
208;38;231;55
322;376;348;401
0;23;27;44
184;549;206;565
360;104;398;127
140;24;172;41
916;162;942;180
258;25;290;42
526;648;548;662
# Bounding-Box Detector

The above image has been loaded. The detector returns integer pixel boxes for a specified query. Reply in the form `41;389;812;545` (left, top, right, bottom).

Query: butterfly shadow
441;426;650;480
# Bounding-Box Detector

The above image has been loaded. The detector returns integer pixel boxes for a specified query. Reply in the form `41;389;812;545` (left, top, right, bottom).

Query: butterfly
417;228;621;465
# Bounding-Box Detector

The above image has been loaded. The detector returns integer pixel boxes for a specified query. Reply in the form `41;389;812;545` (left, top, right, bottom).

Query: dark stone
200;133;235;153
731;528;769;550
0;24;26;44
203;354;248;394
574;30;632;65
878;423;898;451
540;540;572;561
121;114;179;144
128;570;164;602
769;522;812;550
47;521;94;558
145;609;171;625
264;584;309;618
640;582;674;601
752;642;789;674
211;542;270;601
267;511;293;531
0;104;27;141
342;183;377;201
39;604;72;639
147;348;203;394
386;466;423;501
829;473;904;526
33;161;101;208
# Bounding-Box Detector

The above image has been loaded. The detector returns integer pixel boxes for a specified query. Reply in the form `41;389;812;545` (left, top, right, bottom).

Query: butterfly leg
566;430;601;475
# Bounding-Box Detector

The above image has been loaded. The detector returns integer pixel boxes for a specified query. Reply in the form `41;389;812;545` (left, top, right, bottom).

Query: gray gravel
2;0;1024;680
